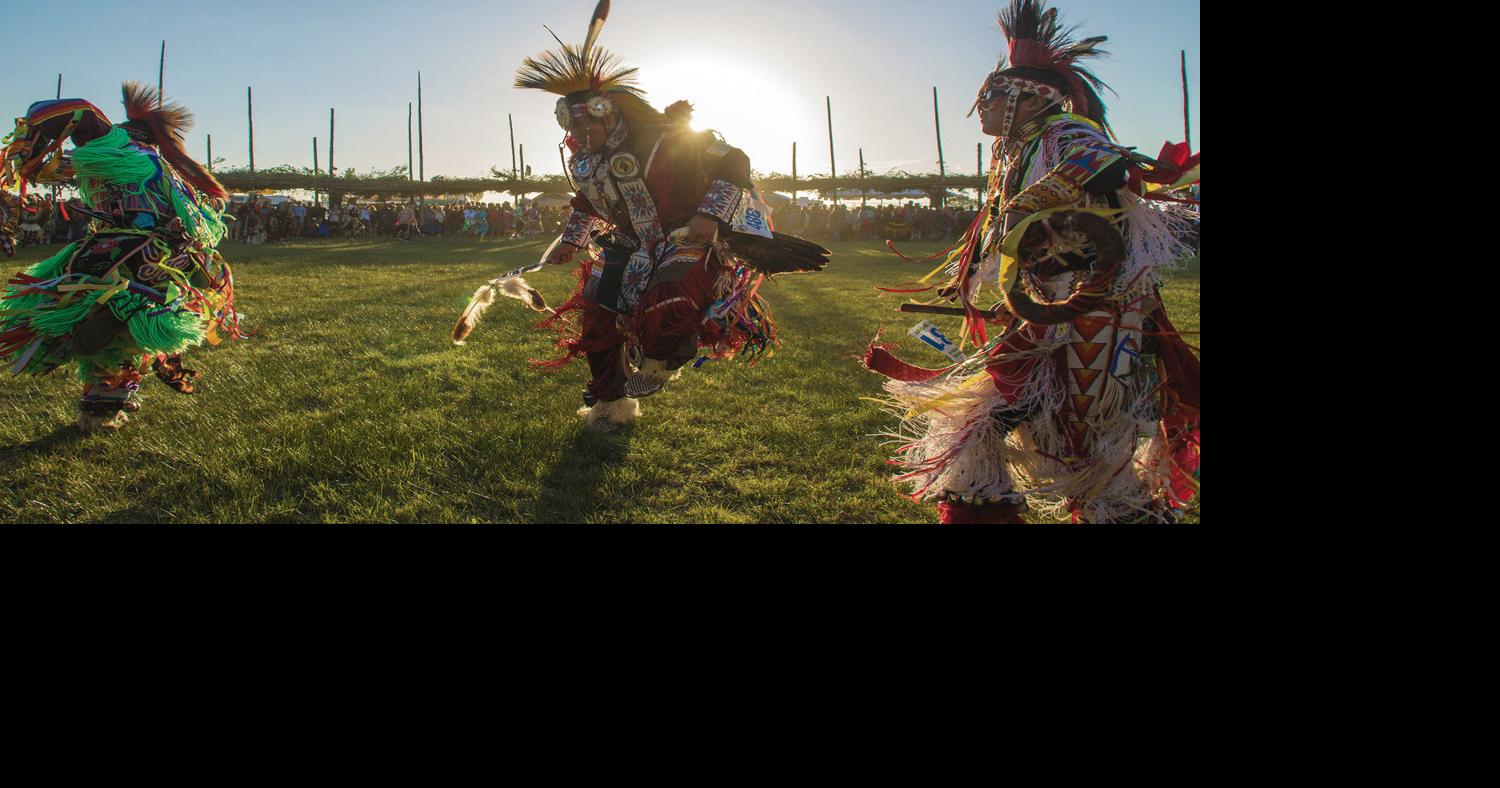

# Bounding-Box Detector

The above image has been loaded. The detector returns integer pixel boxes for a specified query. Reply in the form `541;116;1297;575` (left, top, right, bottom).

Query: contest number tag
731;193;775;239
909;321;968;363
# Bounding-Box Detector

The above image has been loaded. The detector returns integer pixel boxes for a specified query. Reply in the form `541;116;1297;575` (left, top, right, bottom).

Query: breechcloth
580;246;723;402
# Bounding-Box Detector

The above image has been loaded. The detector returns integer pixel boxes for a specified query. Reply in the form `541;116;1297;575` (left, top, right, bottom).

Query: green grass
0;237;1199;524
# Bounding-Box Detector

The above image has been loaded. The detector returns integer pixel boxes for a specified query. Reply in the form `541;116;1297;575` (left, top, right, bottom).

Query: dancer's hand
683;215;719;246
545;242;581;266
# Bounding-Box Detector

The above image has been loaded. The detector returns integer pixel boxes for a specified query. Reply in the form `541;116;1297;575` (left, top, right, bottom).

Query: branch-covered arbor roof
211;167;986;199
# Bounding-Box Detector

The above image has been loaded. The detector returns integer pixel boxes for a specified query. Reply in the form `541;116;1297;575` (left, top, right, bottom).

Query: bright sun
638;55;809;172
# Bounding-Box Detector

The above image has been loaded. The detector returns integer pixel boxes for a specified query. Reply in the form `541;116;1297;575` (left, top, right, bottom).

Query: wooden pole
329;108;335;177
56;74;62;99
901;303;1005;318
859;148;867;208
312;137;320;206
247;87;254;173
509;113;518;181
408;103;413;181
978;143;985;204
207;135;212;171
417;71;425;182
826;97;836;179
1181;50;1192;150
793;142;800;202
933;87;946;208
158;41;165;107
930;87;942;176
519;144;526;192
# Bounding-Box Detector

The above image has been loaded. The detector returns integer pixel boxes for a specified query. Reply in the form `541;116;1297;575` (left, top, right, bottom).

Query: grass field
0;236;1199;524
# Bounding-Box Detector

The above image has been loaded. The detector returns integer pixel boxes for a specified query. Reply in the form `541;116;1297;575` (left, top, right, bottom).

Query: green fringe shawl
71;126;227;247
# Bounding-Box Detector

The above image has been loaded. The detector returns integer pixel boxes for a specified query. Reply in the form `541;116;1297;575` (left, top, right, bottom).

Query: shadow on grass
528;426;634;524
0;424;85;465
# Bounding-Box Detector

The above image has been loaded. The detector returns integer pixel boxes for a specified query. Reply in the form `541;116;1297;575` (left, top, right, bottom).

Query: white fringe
1118;191;1194;294
578;397;640;430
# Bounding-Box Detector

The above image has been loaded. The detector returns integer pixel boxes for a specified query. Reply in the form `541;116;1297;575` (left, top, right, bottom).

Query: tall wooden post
247;87;255;173
1181;50;1192;150
826;97;836;179
933;87;946;208
158;41;165;107
329;108;335;178
312;137;320;206
56;74;62;99
792;142;798;204
978;143;985;204
408;103;414;181
519;144;526;192
207;135;212;171
858;148;867;208
417;71;425;182
509;113;518;181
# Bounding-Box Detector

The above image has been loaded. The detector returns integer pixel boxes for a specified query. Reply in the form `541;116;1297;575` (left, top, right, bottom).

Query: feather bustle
120;81;227;200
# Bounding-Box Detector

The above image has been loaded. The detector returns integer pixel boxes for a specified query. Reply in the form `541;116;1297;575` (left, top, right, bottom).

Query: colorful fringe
1;243;227;382
532;248;779;371
869;120;1199;522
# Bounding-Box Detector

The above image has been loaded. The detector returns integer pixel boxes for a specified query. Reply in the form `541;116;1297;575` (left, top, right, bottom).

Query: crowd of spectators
7;191;979;251
6;193;94;248
774;202;977;243
223;198;573;243
220;198;976;246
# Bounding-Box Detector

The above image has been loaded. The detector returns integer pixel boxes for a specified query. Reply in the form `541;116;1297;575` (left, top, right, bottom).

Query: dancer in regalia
0;188;19;258
463;0;828;431
0;84;240;432
865;0;1201;523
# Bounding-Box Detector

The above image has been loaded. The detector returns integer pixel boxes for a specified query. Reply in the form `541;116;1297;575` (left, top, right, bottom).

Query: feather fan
452;275;551;346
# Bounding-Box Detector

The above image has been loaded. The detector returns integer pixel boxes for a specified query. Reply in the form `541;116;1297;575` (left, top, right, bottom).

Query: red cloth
862;342;950;383
937;501;1026;525
1135;141;1200;186
579;251;723;402
983;327;1042;403
1150;306;1201;507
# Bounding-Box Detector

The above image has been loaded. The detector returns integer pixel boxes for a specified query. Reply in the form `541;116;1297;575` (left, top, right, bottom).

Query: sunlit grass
1;237;1199;524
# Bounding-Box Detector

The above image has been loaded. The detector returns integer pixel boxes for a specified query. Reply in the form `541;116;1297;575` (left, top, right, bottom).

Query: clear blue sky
2;0;1199;179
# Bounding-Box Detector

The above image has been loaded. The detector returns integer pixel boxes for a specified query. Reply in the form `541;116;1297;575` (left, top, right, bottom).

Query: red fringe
885;239;953;265
528;257;596;370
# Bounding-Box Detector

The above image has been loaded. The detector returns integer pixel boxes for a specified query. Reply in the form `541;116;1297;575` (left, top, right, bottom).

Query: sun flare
638;55;811;173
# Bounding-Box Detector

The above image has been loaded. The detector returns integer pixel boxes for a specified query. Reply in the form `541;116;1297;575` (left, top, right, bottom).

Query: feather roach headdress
980;0;1113;136
120;81;227;200
515;1;667;133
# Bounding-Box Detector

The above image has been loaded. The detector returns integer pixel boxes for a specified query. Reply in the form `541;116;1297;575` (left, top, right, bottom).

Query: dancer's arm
548;195;608;265
685;133;753;245
1002;126;1128;217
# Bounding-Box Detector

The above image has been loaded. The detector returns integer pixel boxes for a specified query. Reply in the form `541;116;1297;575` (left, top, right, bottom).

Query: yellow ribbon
94;278;130;304
905;370;996;419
